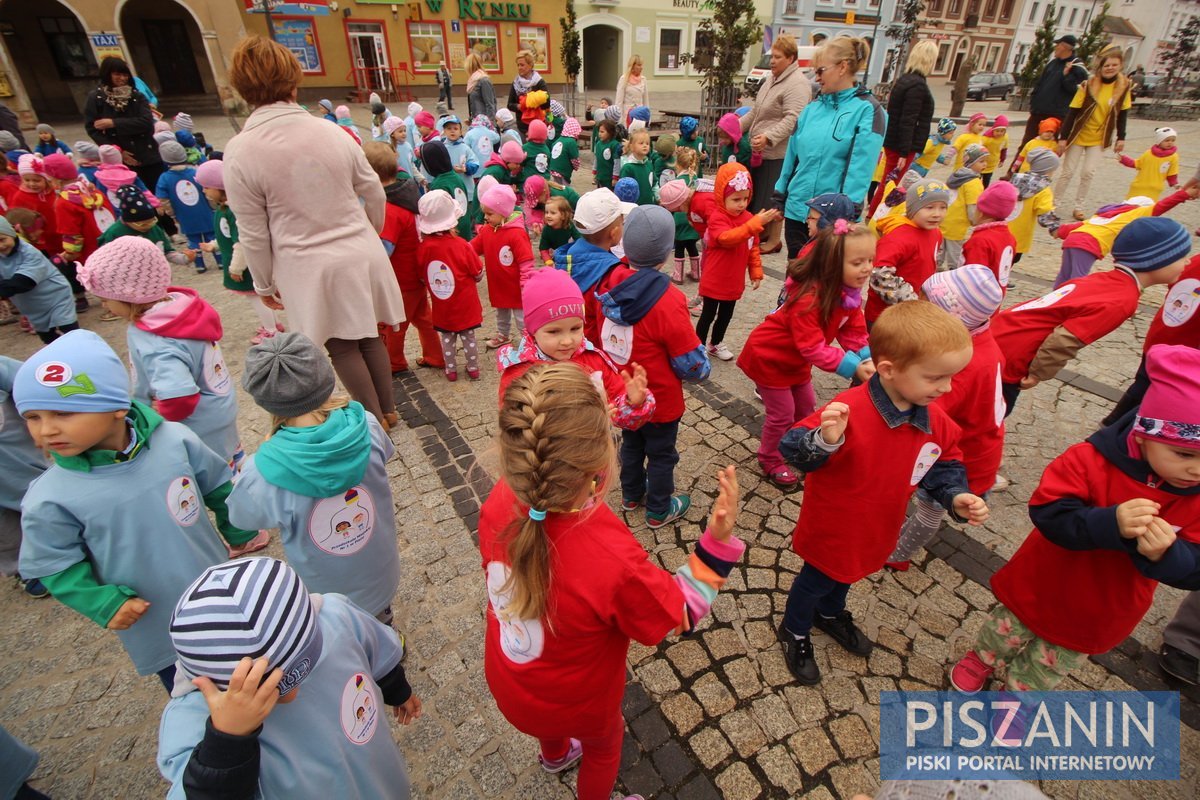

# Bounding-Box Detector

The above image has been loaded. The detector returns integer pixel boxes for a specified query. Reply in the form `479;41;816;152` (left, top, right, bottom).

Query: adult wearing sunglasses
773;36;885;258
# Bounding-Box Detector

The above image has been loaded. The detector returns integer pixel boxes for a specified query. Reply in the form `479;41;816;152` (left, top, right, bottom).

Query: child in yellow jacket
1119;127;1180;200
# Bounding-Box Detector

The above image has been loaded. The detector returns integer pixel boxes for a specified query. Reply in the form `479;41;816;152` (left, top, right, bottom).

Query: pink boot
688;255;701;281
672;257;685;284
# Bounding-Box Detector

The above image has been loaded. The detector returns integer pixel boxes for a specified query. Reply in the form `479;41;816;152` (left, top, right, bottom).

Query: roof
1103;16;1144;38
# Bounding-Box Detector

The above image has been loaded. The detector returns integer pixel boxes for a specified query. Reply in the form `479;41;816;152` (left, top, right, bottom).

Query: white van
744;46;818;95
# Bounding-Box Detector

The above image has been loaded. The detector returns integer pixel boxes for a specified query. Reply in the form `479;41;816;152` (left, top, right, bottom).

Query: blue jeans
784;563;852;636
620;419;681;515
185;231;223;267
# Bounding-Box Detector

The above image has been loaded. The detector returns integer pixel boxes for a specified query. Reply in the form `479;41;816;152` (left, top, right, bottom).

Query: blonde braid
497;363;613;620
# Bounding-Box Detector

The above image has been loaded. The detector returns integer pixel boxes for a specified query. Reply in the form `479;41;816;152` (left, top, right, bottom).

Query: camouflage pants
975;604;1086;691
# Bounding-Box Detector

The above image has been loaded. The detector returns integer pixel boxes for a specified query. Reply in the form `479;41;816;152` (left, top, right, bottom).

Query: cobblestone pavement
3;110;1200;799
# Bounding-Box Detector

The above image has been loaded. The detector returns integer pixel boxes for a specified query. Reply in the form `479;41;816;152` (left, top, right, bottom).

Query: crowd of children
5;72;1200;800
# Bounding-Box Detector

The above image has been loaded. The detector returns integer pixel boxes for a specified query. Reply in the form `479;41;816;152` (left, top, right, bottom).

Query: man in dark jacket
1009;35;1088;173
0;102;28;150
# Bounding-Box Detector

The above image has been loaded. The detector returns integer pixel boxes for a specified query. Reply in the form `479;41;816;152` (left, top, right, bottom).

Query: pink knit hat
481;185;516;218
99;145;123;165
976;181;1018;220
717;113;742;143
523;175;546;208
382;116;405;137
967;112;988;126
154;120;172;135
522;267;585;335
42;153;77;181
1132;344;1200;451
96;164;138;188
194;159;224;191
17;154;45;177
527;119;548;143
414;110;435;129
499;141;526;164
659;180;691;212
78;236;171;304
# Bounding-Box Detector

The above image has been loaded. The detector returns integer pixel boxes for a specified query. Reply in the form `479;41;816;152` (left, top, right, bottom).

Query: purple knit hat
78;236;171;304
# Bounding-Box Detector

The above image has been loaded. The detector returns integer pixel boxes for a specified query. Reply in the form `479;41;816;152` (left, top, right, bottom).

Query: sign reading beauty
430;0;531;21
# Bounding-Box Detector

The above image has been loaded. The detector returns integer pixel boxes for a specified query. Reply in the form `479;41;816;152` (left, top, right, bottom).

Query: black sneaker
778;623;820;685
814;610;873;656
1160;643;1200;685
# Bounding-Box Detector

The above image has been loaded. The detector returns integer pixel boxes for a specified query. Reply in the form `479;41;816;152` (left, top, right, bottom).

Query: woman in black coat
866;40;938;217
506;50;548;135
84;57;163;191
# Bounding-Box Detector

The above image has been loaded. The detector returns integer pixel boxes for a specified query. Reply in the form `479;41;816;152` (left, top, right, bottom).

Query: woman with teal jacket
773;36;885;258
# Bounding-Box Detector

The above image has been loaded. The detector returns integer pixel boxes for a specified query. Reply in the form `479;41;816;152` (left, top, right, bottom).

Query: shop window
465;23;501;72
693;28;713;71
516;24;550;73
657;26;686;72
935;41;951;72
406;21;446;72
40;16;96;80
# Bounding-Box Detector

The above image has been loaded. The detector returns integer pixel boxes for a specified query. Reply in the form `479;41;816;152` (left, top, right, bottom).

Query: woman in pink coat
223;36;405;426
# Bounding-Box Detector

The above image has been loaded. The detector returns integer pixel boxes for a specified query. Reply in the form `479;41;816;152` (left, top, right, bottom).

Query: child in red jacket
364;142;445;372
887;266;1006;570
777;301;989;685
474;185;535;350
991;217;1192;417
46;154;112;310
866;178;949;325
496;267;654;429
737;222;874;489
696;162;779;361
951;343;1200;694
962;181;1018;293
417;190;484;382
480;362;744;800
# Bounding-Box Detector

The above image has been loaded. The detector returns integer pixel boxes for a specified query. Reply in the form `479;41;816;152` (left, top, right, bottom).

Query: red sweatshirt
737;288;868;389
961;221;1017;294
9;187;61;253
866;216;942;323
380;202;422;291
1144;253;1200;353
55;180;115;262
419;232;484;332
472;214;534;310
935;328;1006;495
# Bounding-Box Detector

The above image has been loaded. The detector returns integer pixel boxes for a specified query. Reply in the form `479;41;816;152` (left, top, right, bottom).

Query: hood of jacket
254;401;373;498
498;211;526;232
553;240;621;294
384;178;420;213
134;287;223;341
1088;410;1200;496
945;167;980;190
58;177;106;209
421;140;452;177
875;214;917;236
713;161;753;207
497;331;600;370
1010;171;1052;200
484;152;508;170
598;267;670;326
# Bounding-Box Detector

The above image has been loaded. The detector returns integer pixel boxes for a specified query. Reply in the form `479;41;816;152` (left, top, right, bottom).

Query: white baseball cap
574;188;623;235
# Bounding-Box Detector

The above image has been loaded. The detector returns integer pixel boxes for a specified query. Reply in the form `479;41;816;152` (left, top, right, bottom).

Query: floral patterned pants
975;604;1086;691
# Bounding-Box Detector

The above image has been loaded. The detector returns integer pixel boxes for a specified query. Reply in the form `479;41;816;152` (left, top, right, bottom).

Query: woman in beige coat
224;36;404;426
740;35;810;253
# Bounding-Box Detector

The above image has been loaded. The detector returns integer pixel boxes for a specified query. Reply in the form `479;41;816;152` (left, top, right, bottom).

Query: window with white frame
985;43;1001;71
1068;8;1077;26
868;0;881;8
1028;1;1039;22
656;23;687;72
784;0;798;14
935;42;951;72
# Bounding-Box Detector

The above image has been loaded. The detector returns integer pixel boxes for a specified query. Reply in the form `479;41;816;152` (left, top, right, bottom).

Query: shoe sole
538;748;583;774
646;515;683;529
949;671;985;694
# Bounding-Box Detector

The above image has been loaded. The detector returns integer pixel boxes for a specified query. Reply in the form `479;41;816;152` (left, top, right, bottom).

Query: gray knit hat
170;558;323;697
36;123;53;136
961;142;989;169
1025;147;1060;176
0;131;20;152
905;178;951;218
242;332;337;418
158;140;188;165
622;205;676;269
74;140;101;162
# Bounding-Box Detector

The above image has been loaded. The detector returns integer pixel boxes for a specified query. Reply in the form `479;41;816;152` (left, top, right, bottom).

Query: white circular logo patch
453;188;468;214
910;442;941;486
35;361;72;387
427;261;455;300
997;245;1014;287
340;673;380;744
993;365;1006;427
166;476;201;526
551;142;563;159
498;245;514;267
486;561;545;664
1162;279;1200;328
535;153;548;173
93;207;115;232
219;217;232;238
1004;199;1023;223
1015;284;1075;311
202;343;232;396
309;486;375;555
601;318;633;365
603;149;612;161
175;179;200;207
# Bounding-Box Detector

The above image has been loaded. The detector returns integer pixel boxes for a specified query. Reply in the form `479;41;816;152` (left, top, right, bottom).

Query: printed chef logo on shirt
551;141;564;160
603;149;612;161
453;188;469;215
93;206;115;232
535;153;549;173
167;476;201;526
1162;279;1200;328
498;245;515;267
1013;283;1075;312
601;318;633;366
309;486;375;556
1161;162;1172;174
202;343;232;395
174;179;201;207
910;442;941;486
340;672;380;745
219;217;232;239
993;365;1006;427
997;245;1015;287
486;561;545;664
478;138;493;160
427;261;455;301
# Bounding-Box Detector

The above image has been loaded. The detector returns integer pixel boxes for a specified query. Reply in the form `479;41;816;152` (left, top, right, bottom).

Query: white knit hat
417;189;462;234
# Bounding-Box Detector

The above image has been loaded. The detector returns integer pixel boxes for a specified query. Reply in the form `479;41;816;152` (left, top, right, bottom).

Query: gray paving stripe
689;371;1200;730
389;371;714;796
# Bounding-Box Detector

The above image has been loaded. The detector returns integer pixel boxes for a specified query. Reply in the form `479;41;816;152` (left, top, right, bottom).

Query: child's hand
261;294;285;311
393;694;423;725
854;359;876;382
756;209;781;225
1117;498;1161;538
621;362;649;407
819;402;849;444
1137;516;1177;562
107;597;150;630
750;278;762;290
194;657;282;736
707;465;739;541
952;493;989;525
454;164;466;173
183;248;198;263
1018;376;1040;390
199;241;216;253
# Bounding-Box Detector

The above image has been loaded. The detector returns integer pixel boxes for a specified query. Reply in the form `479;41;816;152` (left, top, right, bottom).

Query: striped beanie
173;112;194;132
1112;217;1192;273
170;558;323;697
922;265;1003;332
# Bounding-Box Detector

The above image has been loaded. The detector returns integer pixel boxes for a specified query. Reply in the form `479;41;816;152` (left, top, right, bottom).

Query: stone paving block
636;659;682;696
454;716;491;757
679;773;722;800
622;683;653;719
829;714;876;759
660;691;704;735
689;725;733;769
868;648;903;677
651;739;696;786
718;708;768;757
828;762;879;799
750;693;798;742
906;653;948;686
822;676;865;713
630;708;672;750
715;761;763;800
724;657;763;699
622;758;665;798
860;676;898;703
665;640;710;678
801;786;837;800
743;619;778;652
703;627;745;661
756;744;805;794
759;648;800;688
789;725;839;774
924;584;969;619
691;672;737;716
875;627;912;655
783;685;830;727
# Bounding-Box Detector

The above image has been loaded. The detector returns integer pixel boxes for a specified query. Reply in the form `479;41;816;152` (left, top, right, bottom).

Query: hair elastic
528;508;547;521
832;218;855;235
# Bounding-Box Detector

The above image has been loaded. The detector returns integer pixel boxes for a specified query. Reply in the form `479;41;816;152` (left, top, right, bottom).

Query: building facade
769;0;899;86
1007;0;1097;75
1122;0;1200;73
916;0;1020;82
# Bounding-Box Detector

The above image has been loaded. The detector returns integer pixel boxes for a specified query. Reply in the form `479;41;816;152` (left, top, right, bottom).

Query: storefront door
348;23;389;91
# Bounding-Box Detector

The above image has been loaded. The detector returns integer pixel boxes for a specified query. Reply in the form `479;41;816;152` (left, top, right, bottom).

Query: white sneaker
709;343;735;361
